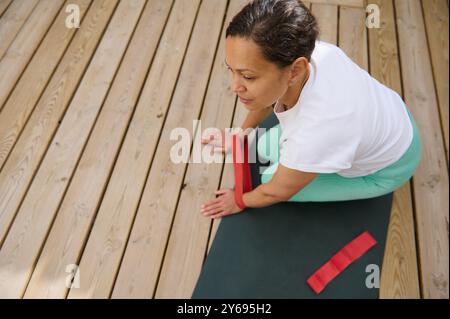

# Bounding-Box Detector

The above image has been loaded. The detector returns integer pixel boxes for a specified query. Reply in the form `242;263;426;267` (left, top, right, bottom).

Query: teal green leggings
257;106;423;202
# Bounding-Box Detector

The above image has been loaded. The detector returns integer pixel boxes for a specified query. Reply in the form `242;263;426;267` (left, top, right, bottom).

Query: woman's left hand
201;188;243;219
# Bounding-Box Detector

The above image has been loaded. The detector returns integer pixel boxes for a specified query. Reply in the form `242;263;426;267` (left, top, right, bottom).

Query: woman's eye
226;66;254;80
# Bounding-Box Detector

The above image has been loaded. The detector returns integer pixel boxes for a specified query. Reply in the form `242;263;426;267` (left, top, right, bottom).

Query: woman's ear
288;57;308;85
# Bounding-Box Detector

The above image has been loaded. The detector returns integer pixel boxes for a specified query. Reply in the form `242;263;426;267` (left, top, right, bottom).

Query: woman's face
225;36;290;111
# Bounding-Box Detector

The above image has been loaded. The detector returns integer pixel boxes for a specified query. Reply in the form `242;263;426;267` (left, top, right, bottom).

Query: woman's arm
240;104;274;132
202;105;274;152
201;107;318;217
201;164;318;219
242;164;318;208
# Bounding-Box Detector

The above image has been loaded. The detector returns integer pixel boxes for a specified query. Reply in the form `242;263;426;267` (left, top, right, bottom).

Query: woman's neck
279;64;310;111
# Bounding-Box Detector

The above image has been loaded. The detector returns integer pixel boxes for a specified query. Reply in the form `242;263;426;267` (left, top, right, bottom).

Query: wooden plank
110;0;228;299
0;0;92;170
152;0;251;299
367;0;420;299
395;0;449;299
0;0;39;61
61;0;202;299
0;0;118;249
308;0;364;8
422;0;449;165
381;190;421;298
0;0;145;298
23;0;174;299
0;0;13;18
338;6;368;69
0;0;66;111
311;3;338;44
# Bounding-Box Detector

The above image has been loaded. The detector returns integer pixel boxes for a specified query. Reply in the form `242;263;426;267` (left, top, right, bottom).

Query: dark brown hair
225;0;319;69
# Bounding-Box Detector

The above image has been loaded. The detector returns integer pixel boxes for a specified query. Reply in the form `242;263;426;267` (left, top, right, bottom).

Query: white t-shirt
273;40;413;178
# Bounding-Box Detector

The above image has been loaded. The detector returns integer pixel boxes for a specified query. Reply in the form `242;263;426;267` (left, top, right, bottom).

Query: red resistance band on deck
232;134;252;209
307;231;377;295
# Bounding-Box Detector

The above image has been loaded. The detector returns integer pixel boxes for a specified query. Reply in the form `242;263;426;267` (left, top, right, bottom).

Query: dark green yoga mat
192;114;393;299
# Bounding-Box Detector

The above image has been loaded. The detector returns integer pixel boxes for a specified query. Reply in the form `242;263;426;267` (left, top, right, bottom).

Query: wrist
235;189;247;209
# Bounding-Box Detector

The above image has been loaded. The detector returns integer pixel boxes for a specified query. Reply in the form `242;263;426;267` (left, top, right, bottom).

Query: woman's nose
229;72;246;93
232;81;245;94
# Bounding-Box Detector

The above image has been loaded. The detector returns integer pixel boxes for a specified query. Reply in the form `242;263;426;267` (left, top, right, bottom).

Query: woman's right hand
201;128;233;154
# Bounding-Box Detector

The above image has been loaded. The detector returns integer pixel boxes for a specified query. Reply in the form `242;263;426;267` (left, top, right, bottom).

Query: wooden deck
0;0;447;298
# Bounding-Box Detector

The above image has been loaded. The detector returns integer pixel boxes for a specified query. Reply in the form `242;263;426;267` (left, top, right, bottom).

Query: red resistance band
307;231;377;294
232;134;252;209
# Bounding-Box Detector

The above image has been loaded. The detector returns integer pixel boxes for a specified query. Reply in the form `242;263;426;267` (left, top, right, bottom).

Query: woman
200;0;422;219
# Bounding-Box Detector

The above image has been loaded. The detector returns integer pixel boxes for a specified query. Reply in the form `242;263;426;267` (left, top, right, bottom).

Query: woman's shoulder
313;40;346;58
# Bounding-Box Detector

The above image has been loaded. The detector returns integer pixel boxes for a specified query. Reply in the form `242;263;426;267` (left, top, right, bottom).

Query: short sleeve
279;110;361;173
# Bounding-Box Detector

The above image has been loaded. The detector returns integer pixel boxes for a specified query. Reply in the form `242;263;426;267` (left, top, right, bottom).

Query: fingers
202;205;223;216
203;139;226;154
210;139;225;148
202;198;221;208
201;130;224;145
202;201;223;212
201;134;213;144
201;129;235;156
214;189;227;195
203;202;223;211
201;131;228;144
206;207;226;219
213;144;232;154
209;211;226;219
